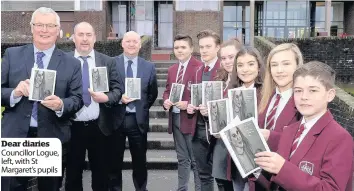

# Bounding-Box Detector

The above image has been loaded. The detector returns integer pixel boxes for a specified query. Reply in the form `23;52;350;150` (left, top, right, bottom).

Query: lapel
196;66;203;84
46;48;62;71
117;55;125;80
94;51;102;67
182;57;197;84
274;95;298;131
258;93;273;129
211;59;220;80
279;121;301;158
136;57;143;79
171;63;178;83
289;111;333;164
24;45;35;78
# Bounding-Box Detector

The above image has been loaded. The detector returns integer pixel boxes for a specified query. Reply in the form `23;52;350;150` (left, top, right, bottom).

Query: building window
175;0;220;11
79;0;102;11
314;2;344;36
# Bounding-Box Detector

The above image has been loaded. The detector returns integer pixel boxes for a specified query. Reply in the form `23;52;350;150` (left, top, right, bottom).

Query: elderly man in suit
64;22;122;191
110;31;158;191
1;7;83;191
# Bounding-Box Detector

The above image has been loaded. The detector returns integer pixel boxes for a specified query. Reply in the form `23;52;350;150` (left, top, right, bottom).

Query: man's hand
121;94;134;104
260;129;270;141
88;89;109;103
254;151;285;174
187;104;198;114
163;99;173;110
199;104;208;116
41;95;63;111
14;79;30;97
176;101;188;110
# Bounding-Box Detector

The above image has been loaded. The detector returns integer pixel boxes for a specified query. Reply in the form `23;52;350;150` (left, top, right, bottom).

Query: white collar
74;49;95;59
179;56;191;67
275;87;293;99
203;56;218;70
242;83;255;89
300;111;326;130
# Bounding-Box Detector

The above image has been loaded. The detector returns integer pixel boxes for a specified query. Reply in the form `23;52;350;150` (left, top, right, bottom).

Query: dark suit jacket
114;54;158;134
162;56;202;134
258;94;301;151
68;50;123;136
252;111;353;191
1;44;83;143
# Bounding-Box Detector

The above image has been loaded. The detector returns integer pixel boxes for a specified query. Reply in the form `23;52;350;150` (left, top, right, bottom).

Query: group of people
1;6;353;191
162;29;353;191
1;7;158;191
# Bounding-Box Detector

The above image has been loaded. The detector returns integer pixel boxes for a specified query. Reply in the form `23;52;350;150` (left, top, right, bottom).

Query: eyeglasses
32;23;58;30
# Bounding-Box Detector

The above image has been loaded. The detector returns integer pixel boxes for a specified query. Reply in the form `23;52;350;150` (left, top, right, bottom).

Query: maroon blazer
255;111;353;191
162;56;202;134
189;59;221;136
258;94;300;151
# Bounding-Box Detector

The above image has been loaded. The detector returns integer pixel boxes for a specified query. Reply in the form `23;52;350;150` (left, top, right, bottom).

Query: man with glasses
1;7;83;191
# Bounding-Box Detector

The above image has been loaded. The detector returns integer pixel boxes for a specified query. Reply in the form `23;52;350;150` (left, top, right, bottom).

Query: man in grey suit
64;22;122;191
1;7;83;191
110;31;158;191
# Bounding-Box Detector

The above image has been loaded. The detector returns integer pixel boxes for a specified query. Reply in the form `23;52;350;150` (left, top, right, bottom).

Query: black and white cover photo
191;83;202;106
29;68;56;101
89;67;109;92
169;83;185;104
202;81;223;105
207;98;230;134
220;117;270;178
228;87;257;121
125;78;141;99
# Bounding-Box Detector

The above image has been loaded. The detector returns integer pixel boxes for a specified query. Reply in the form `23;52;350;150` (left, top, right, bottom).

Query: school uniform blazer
258;93;301;151
162;56;202;134
255;111;353;191
188;59;221;136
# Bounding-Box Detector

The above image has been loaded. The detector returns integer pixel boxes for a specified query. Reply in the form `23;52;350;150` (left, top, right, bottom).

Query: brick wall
174;11;223;53
254;36;354;137
1;9;108;43
344;1;354;35
263;37;354;84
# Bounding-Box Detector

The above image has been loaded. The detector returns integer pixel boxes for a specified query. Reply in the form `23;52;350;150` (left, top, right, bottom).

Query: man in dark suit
1;7;83;191
110;31;158;191
163;34;202;191
64;22;122;191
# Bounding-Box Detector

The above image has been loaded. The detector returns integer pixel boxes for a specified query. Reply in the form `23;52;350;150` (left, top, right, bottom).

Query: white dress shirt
172;56;191;113
73;49;100;121
264;88;293;129
296;112;325;148
241;83;255;89
202;56;218;71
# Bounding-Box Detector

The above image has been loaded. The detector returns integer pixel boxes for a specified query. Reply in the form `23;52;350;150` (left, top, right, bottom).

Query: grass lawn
343;87;354;94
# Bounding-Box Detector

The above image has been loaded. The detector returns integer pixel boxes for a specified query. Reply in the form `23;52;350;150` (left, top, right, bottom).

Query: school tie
80;56;91;107
265;94;281;130
126;60;135;110
31;52;45;121
289;123;306;158
176;65;184;84
203;66;210;73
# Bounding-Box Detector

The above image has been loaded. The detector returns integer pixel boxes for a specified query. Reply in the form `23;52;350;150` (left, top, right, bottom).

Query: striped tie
289;124;306;158
265;94;281;130
177;65;184;84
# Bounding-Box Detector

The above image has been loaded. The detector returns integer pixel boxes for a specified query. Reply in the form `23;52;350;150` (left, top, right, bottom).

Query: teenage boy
254;61;353;191
187;29;221;191
163;34;202;191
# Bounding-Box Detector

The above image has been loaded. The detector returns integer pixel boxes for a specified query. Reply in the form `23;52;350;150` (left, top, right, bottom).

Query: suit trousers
172;113;201;191
108;113;148;191
1;127;67;191
192;124;214;191
65;120;109;191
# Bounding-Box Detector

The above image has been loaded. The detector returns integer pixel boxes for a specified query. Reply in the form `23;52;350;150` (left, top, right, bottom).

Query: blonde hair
259;43;304;113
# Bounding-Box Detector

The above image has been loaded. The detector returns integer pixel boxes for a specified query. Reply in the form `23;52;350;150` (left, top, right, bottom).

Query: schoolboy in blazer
162;34;202;191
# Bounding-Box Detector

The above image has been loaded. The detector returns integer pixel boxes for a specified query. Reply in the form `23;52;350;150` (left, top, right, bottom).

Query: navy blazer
1;44;83;143
68;50;123;136
114;54;158;133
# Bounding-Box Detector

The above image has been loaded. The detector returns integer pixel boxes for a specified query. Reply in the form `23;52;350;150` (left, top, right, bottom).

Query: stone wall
254;36;354;137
